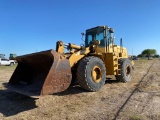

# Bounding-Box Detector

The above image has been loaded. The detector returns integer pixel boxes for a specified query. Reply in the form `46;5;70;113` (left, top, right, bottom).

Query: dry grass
0;60;160;120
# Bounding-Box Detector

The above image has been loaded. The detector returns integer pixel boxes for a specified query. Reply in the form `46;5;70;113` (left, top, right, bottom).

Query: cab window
96;32;104;46
85;31;105;47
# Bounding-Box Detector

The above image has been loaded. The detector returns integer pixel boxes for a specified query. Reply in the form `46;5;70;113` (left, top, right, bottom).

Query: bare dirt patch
0;60;160;120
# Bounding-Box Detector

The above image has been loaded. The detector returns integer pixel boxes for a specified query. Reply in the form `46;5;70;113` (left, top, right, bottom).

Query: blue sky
0;0;160;58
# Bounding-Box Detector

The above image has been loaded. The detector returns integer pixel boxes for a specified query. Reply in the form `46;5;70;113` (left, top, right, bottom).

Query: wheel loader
8;26;134;96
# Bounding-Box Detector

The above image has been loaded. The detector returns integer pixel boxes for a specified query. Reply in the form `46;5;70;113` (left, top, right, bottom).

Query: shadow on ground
0;78;119;116
54;78;119;96
53;85;86;96
105;78;119;84
0;83;38;117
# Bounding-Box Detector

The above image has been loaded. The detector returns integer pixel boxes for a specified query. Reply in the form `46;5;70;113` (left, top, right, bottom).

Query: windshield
85;30;104;47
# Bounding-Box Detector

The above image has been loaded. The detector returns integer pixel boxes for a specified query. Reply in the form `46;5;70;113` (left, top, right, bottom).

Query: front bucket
8;49;72;96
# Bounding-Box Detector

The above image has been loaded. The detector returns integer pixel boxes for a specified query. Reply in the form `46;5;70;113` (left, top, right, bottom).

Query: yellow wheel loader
8;26;134;96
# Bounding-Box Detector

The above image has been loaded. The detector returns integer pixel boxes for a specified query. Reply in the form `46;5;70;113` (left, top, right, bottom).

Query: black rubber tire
115;58;133;82
70;69;78;86
77;56;106;91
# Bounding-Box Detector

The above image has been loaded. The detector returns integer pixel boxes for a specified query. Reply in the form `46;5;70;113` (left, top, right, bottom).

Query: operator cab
85;26;114;48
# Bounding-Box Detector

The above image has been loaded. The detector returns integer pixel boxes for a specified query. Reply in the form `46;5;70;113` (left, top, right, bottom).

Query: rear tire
115;58;133;82
77;56;106;91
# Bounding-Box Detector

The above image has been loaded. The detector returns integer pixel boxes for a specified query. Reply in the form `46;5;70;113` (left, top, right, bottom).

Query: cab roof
86;26;109;32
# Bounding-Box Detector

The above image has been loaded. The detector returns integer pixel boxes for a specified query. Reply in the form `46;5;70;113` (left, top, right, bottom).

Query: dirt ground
0;59;160;120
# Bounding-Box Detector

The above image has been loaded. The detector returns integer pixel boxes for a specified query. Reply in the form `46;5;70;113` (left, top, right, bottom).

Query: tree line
137;49;159;60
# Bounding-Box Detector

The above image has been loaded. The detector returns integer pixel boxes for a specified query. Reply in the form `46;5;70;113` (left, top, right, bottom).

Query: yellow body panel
93;44;132;75
68;47;90;67
66;43;133;76
95;46;106;53
104;53;118;75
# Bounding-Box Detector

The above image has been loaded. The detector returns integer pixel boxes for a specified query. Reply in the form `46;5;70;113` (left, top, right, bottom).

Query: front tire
77;56;106;91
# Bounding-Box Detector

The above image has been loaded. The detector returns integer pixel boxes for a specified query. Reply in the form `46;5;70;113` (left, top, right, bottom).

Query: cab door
95;29;106;53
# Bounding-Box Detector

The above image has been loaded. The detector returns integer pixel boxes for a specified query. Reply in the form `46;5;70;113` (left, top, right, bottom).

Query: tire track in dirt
113;60;155;120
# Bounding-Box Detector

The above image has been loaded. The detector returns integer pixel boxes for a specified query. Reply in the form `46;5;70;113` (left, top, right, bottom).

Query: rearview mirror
109;28;114;33
81;32;85;36
81;32;85;42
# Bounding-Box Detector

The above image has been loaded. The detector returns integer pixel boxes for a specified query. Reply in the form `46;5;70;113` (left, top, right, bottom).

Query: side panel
0;59;10;65
95;45;130;76
95;47;106;53
104;53;118;75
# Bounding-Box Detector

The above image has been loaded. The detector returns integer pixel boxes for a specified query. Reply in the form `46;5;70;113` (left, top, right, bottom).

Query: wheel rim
126;65;131;77
92;66;102;83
